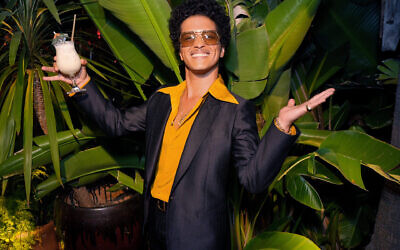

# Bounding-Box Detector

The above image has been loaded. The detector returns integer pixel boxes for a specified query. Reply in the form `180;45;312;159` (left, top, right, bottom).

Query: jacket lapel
171;95;221;194
145;94;171;189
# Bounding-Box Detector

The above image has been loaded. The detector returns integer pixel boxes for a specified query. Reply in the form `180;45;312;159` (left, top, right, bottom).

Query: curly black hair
169;0;230;52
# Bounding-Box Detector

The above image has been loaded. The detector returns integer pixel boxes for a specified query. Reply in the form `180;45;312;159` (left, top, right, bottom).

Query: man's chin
185;64;219;76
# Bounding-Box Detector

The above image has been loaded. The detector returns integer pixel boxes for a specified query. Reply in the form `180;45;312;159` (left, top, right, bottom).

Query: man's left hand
277;88;335;132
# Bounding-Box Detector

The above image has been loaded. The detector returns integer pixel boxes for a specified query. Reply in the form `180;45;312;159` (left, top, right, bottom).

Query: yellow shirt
151;75;238;202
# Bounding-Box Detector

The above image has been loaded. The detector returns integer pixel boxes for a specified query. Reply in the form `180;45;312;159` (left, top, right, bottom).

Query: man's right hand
41;57;90;88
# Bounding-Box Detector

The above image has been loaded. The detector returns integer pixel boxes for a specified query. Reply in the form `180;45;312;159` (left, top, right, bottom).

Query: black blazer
74;82;299;250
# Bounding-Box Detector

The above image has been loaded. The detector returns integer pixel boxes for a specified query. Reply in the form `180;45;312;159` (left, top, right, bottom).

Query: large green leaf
262;69;291;129
35;146;145;198
23;70;34;204
296;129;333;147
376;59;400;84
288;157;343;185
286;173;323;211
225;24;269;82
244;231;320;250
99;0;182;81
81;0;154;100
316;131;400;186
9;31;21;66
265;0;320;73
0;83;16;164
12;55;26;134
42;0;61;24
230;79;268;100
317;148;365;189
109;170;144;194
0;130;93;178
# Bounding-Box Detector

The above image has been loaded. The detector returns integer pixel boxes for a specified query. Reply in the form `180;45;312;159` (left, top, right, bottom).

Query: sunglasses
179;30;220;47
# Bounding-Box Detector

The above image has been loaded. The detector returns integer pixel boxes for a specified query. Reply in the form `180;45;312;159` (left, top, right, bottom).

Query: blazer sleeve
231;100;299;193
72;82;147;136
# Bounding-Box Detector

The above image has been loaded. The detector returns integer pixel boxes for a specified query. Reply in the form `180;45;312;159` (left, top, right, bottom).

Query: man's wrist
76;76;91;88
275;117;291;133
68;76;91;97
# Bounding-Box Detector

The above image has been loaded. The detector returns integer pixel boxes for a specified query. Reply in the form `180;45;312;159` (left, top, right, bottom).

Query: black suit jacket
74;82;299;250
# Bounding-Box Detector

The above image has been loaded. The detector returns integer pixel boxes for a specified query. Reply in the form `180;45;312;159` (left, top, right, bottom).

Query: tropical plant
224;0;400;248
0;0;82;204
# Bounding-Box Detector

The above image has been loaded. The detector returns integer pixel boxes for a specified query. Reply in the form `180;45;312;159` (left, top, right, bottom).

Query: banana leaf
283;155;342;210
35;145;145;198
244;231;320;250
288;157;342;185
99;0;182;82
261;68;291;132
266;0;320;73
296;129;333;147
376;59;400;84
81;0;154;100
230;79;268;100
286;173;323;210
225;24;269;82
316;130;400;188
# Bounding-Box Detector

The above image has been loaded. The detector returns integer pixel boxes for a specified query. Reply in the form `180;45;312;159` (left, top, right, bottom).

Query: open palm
277;88;335;130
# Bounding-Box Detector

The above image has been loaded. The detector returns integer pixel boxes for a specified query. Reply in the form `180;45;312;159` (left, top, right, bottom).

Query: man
43;0;334;249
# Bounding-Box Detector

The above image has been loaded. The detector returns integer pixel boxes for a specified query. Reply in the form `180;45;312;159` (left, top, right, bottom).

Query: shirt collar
157;75;238;105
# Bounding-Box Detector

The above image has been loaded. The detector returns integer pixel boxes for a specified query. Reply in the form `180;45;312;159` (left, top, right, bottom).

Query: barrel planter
54;187;143;250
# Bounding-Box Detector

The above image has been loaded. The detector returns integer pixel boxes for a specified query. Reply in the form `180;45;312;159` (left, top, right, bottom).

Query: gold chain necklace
171;93;209;127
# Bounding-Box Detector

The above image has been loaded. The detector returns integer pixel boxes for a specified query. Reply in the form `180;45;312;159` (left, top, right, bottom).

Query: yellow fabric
151;75;238;202
68;76;91;97
274;118;297;136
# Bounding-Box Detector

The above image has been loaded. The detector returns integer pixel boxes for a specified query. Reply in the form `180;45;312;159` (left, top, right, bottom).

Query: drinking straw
71;14;76;41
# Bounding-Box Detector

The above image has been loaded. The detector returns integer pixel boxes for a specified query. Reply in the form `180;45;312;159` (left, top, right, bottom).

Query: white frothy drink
55;41;81;77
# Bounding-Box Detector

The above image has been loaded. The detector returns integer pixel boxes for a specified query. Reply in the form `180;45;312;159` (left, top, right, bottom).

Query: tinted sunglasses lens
180;32;196;47
202;31;219;45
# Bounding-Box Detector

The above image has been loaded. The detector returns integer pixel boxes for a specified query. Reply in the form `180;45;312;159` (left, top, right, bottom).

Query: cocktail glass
52;33;85;94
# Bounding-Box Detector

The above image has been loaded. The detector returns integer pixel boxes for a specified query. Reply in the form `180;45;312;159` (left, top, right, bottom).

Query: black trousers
147;197;167;250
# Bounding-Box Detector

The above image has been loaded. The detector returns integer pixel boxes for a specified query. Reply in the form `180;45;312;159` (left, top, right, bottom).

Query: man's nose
193;34;205;48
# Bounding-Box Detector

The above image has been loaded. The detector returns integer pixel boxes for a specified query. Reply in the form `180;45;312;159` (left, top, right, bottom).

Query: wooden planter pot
54;186;143;250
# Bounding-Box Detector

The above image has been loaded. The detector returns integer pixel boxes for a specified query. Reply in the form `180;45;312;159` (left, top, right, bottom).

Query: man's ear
220;47;225;58
179;50;184;61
